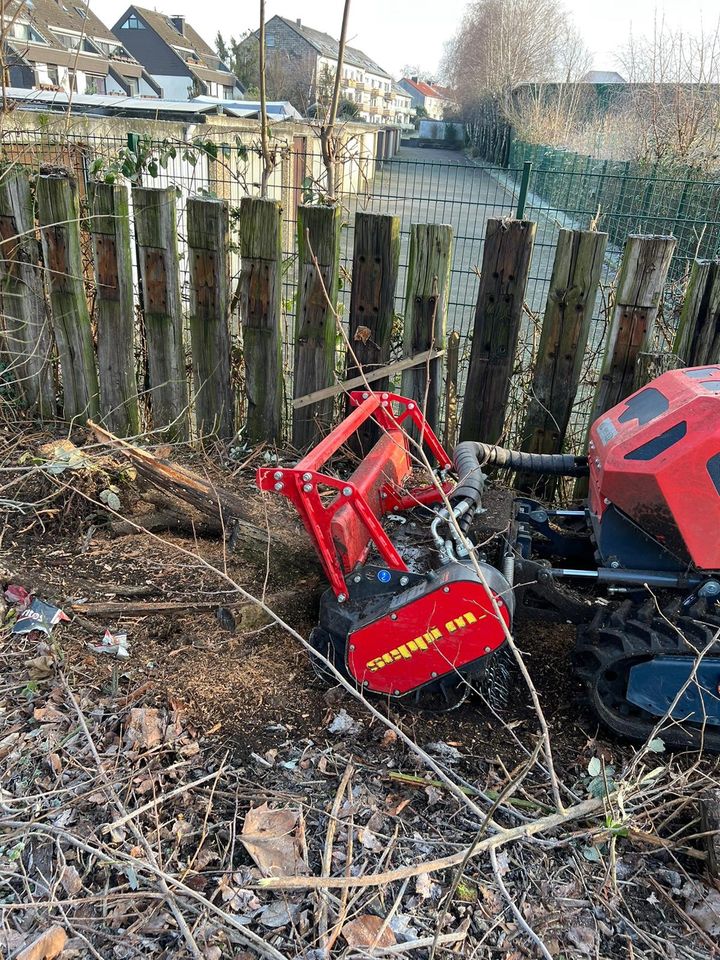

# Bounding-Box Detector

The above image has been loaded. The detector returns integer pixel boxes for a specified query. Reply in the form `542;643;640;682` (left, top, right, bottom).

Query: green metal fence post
516;160;532;219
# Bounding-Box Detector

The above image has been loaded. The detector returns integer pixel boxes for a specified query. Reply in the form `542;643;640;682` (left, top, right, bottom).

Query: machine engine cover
589;366;720;570
346;563;512;696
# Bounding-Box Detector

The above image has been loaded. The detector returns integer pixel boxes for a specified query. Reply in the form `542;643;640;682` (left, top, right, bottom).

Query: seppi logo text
366;610;485;672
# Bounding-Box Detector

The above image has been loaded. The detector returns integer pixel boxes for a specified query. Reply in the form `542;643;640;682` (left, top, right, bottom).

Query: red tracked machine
257;368;720;750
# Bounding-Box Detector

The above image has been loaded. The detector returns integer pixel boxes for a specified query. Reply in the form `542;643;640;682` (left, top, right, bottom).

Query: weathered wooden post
88;182;139;437
590;234;676;420
346;211;400;452
0;168;54;416
292;204;341;450
187;197;234;440
400;223;453;431
133;186;188;441
673;259;720;366
36;173;99;421
237;196;283;444
443;330;460;451
460;218;536;443
517;228;608;495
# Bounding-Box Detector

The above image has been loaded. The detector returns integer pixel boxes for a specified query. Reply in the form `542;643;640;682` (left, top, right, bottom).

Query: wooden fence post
237;196;283;444
673;259;720;366
133;186;188;441
346;211;400;452
517;228;608;494
443;330;460;451
460;218;536;443
591;234;676;420
0;168;54;416
292;204;341;450
187;197;234;440
89;183;139;437
36;173;99;421
400;223;453;430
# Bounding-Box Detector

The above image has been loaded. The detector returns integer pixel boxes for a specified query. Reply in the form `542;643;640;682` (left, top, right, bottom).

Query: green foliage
215;29;259;91
88;135;249;185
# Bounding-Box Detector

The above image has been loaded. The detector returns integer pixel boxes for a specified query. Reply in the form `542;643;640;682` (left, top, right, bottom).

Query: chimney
411;75;418;82
296;18;302;26
171;15;185;35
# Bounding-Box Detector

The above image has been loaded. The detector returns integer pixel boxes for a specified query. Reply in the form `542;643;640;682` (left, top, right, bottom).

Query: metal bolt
380;491;387;499
381;393;389;400
603;497;611;505
302;472;312;482
595;458;601;468
353;575;362;583
484;646;491;653
394;689;400;695
589;441;595;450
343;486;352;497
431;671;438;678
362;392;369;399
349;644;355;651
303;483;313;492
399;576;409;586
390;613;397;620
363;680;369;687
408;401;415;410
443;586;450;593
274;482;284;491
273;470;283;480
338;593;346;603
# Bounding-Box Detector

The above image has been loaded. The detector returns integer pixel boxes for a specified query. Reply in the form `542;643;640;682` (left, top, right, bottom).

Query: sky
92;0;717;79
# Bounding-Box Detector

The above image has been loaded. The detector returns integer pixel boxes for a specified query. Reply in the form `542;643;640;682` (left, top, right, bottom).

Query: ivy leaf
587;756;602;777
147;160;159;178
648;738;665;753
582;845;601;862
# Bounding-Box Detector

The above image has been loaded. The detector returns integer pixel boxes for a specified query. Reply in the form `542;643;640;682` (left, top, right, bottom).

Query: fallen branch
258;792;626;890
86;421;267;544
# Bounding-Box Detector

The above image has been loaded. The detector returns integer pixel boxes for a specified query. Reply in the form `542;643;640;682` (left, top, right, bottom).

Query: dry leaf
124;708;165;750
34;706;65;724
60;865;82;895
354;325;372;343
342;914;396;949
17;925;67;960
241;803;308;878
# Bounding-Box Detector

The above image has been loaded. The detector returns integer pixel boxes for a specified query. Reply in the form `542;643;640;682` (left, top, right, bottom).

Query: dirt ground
2;420;719;959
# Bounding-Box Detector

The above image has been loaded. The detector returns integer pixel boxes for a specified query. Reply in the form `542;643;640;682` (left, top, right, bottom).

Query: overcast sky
93;0;717;78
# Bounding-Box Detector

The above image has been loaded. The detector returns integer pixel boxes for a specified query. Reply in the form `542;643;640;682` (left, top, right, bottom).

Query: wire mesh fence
2;128;714;445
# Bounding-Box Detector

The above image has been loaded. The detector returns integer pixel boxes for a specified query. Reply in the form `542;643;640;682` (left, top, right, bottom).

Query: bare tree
319;0;351;202
443;0;574;115
617;15;720;166
258;0;274;197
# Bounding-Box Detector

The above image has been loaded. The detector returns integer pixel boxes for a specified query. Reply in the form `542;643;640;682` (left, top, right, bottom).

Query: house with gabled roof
238;15;414;127
111;5;244;101
2;0;160;97
398;77;455;120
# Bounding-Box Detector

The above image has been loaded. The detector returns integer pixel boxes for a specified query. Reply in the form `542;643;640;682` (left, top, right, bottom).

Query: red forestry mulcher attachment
257;368;720;751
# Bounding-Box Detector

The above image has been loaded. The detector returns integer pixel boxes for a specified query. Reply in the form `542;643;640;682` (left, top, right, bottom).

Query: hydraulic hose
449;441;589;532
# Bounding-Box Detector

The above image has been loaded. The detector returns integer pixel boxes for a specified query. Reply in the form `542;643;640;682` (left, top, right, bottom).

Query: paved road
342;146;563;341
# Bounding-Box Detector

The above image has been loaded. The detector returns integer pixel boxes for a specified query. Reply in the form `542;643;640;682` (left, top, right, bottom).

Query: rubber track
574;599;720;752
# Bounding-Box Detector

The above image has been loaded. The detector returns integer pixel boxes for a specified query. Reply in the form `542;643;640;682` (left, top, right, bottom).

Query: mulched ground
1;416;719;959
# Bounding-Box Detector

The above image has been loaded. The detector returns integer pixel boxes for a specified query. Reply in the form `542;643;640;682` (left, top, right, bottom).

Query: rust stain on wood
44;226;70;293
191;249;218;318
95;235;120;301
142;248;168;313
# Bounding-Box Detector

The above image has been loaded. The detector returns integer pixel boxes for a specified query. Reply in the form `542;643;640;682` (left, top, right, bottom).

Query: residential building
2;0;160;97
239;16;414;127
580;70;627;84
398;77;455;120
112;6;244;100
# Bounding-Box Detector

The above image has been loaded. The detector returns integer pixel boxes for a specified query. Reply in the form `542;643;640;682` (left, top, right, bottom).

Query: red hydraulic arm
256;392;454;597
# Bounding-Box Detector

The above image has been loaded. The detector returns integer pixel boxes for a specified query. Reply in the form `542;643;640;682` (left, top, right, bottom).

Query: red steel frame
256;391;454;597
